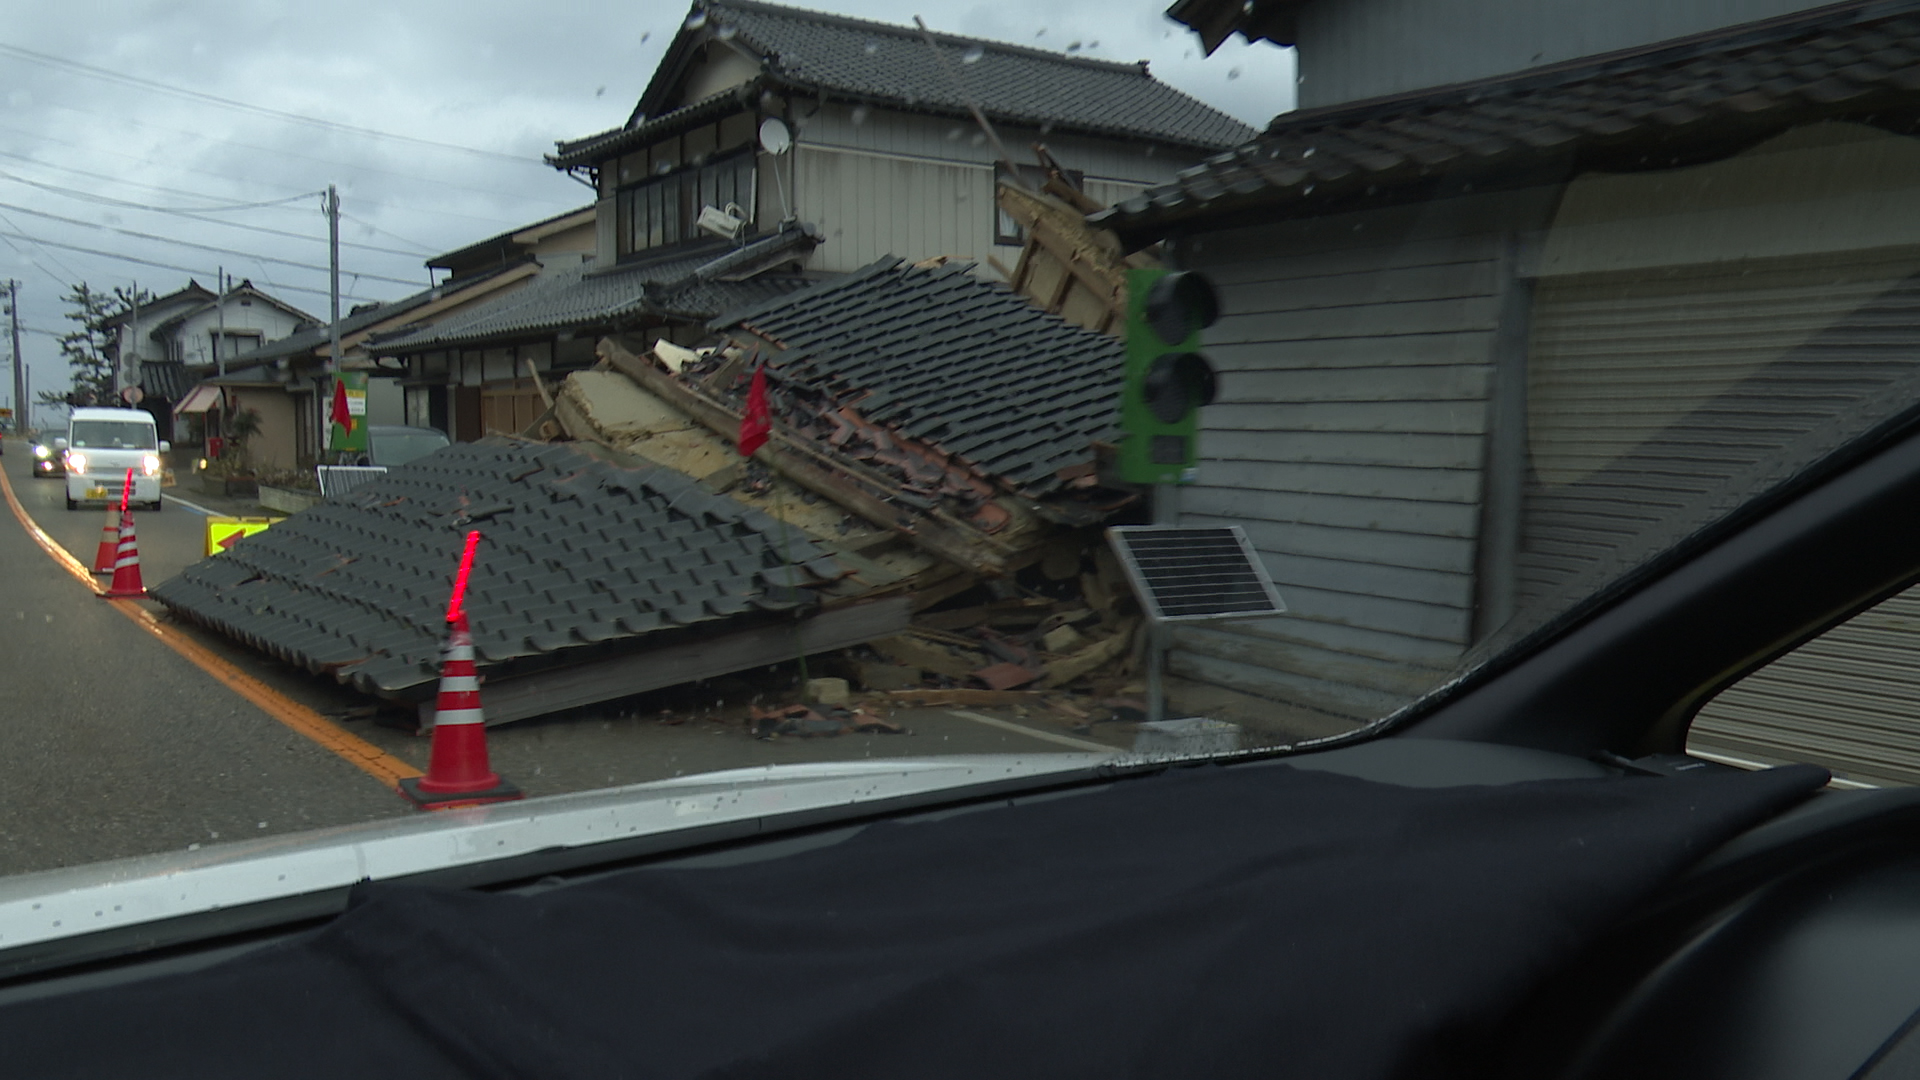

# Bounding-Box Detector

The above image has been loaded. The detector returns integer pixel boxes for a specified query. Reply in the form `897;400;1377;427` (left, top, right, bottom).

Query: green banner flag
328;372;369;454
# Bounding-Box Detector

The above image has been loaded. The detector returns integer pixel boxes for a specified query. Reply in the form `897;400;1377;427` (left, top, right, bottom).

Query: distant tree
58;283;151;406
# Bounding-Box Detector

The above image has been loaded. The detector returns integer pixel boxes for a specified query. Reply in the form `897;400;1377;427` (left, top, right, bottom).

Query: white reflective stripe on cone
434;707;485;727
437;675;480;693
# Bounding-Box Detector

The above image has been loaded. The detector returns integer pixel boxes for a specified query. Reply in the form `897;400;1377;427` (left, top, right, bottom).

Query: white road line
161;492;222;516
946;709;1117;753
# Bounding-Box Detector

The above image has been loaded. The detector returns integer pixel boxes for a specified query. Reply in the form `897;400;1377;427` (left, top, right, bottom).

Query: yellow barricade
205;516;281;557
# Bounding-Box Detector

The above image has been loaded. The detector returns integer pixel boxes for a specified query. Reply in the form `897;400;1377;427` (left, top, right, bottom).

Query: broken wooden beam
600;338;1020;578
420;597;912;729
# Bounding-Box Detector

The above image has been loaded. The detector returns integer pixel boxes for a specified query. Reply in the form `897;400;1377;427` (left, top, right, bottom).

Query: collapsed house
155;253;1152;727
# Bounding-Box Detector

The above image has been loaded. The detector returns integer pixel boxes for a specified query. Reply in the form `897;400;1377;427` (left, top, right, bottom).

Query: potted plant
196;407;261;497
254;466;321;514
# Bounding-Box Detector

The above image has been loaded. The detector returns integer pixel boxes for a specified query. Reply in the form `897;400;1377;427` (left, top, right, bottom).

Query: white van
57;407;167;512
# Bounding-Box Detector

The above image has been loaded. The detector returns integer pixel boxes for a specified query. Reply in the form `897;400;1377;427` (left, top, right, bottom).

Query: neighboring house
107;279;316;443
1095;0;1920;783
374;0;1254;444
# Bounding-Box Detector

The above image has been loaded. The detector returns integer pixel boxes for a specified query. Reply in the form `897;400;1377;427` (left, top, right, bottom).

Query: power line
338;212;436;254
0;41;551;168
0;229;383;303
0;130;532;232
0;201;425;286
0;174;427;259
27;99;557;208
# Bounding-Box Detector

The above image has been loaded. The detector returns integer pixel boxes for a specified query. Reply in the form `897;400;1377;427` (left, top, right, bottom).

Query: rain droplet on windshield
1035;28;1047;37
962;44;985;64
864;39;879;54
850;104;870;125
947;126;965;141
641;30;651;43
716;24;738;40
1066;40;1082;52
970;132;986;146
1228;66;1242;80
684;10;708;30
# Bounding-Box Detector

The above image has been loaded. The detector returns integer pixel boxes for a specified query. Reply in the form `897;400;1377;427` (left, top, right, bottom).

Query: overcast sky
0;0;1294;424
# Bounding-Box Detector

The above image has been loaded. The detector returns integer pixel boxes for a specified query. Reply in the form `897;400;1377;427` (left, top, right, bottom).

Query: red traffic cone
91;501;120;574
99;506;147;599
399;613;522;809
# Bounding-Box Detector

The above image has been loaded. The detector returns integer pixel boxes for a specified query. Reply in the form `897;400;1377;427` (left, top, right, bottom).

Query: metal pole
1147;482;1179;723
8;281;23;435
327;185;343;465
215;267;226;378
128;280;140;395
327;185;341;371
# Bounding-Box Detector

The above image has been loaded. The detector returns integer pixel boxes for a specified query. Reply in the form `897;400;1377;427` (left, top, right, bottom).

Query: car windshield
68;421;156;450
368;429;449;466
2;0;1915;891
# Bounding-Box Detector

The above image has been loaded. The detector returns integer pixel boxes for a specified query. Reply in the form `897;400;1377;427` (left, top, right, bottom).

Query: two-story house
208;206;599;469
373;0;1255;443
107;279;316;443
1101;0;1920;784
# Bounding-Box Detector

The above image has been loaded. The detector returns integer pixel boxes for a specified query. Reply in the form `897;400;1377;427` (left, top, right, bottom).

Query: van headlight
33;443;49;460
65;451;86;474
142;454;161;476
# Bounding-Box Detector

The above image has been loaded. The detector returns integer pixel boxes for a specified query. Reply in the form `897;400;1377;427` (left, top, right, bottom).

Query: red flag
738;365;770;457
329;378;354;438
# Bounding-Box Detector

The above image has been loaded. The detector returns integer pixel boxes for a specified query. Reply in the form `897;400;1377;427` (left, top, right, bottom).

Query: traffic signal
1118;268;1218;485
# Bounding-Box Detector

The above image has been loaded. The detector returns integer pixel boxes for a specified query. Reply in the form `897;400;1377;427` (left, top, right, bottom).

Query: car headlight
65;451;86;474
142;454;161;476
33;444;48;459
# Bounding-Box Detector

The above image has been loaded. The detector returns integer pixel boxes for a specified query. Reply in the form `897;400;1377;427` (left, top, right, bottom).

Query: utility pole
7;280;22;436
215;267;226;378
326;185;341;373
128;279;140;395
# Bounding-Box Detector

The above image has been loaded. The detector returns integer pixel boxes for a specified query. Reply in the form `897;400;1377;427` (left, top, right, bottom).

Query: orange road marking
0;464;421;788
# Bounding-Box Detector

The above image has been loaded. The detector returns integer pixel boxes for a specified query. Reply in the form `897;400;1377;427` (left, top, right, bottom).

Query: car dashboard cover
0;760;1826;1079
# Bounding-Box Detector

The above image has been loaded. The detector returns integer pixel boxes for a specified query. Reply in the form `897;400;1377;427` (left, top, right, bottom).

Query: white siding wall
790;103;1198;273
1297;0;1821;108
1173;193;1547;730
174;301;313;368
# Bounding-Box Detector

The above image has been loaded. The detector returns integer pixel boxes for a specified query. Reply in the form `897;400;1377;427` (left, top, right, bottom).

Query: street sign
204;516;281;557
0;407;12;418
121;386;144;406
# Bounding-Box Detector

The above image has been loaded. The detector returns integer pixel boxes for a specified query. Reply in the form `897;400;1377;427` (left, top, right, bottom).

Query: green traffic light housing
1119;269;1219;485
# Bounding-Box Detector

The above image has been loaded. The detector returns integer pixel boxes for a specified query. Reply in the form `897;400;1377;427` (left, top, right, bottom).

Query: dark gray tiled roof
152;438;842;699
1166;0;1309;55
551;0;1255;166
716;257;1123;497
374;230;818;353
139;361;191;401
1096;0;1920;244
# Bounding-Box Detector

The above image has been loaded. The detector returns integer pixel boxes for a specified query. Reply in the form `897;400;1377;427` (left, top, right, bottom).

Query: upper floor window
615;147;756;258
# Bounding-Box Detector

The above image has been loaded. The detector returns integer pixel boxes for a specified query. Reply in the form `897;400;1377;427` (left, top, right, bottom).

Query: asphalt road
0;450;1125;877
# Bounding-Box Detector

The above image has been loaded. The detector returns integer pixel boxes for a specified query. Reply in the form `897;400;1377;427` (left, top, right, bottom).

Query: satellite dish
758;117;792;155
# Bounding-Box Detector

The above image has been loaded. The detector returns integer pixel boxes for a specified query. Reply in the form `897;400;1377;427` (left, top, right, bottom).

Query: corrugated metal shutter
1520;249;1920;615
1692;585;1920;786
1522;249;1920;785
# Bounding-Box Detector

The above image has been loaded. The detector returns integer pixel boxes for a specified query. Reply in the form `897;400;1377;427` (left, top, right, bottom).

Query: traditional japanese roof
714;256;1124;499
372;227;820;353
151;438;845;699
149;280;318;334
138;360;192;402
1095;0;1920;246
549;0;1255;168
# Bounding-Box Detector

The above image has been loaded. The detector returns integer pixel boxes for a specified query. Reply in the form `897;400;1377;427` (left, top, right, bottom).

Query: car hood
0;752;1115;965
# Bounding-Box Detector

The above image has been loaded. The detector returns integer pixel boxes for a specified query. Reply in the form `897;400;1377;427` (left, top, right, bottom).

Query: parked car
352;424;450;467
29;438;63;478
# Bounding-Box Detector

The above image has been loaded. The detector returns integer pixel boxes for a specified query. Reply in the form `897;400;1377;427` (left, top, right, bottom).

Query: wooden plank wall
1174;192;1552;728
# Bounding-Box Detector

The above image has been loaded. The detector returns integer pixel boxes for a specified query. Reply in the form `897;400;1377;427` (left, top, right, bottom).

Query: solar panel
1106;525;1287;623
315;465;389;499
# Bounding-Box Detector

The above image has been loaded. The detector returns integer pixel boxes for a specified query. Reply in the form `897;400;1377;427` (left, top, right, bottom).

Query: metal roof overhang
172;384;223;415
